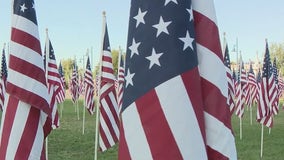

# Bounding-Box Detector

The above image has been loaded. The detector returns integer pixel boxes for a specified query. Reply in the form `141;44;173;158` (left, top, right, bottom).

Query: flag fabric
84;56;95;115
45;36;65;128
192;1;237;158
235;61;246;118
271;58;279;115
254;69;261;103
98;19;119;152
235;70;244;118
246;62;257;108
118;1;236;159
223;42;235;113
0;0;51;159
0;47;8;111
257;41;273;128
58;61;66;91
71;62;79;103
117;53;125;113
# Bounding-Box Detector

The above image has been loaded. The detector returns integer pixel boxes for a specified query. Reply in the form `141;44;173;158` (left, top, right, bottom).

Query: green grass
1;99;284;159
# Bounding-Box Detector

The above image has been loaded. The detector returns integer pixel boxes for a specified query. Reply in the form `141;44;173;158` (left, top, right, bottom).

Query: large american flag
0;0;51;159
45;36;65;128
0;46;8;111
223;42;235;113
118;0;236;159
98;19;119;151
84;56;95;115
257;41;273;128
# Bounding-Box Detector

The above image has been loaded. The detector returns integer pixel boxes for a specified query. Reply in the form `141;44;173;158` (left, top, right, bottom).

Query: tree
270;42;284;76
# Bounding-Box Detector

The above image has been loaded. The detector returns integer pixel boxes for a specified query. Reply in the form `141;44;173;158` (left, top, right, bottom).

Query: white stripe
10;41;44;69
122;103;153;160
99;134;107;151
192;0;217;24
197;44;227;97
205;112;237;160
156;76;207;159
5;100;30;159
11;14;40;39
103;50;112;57
8;69;49;100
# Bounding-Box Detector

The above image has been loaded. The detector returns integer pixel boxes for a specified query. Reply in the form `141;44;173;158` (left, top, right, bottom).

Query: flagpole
240;117;242;140
45;28;49;160
94;11;106;160
250;104;252;125
260;124;264;158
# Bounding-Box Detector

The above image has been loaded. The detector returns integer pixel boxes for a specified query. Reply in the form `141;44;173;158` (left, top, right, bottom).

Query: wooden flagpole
94;11;106;160
240;117;242;140
250;104;252;125
260;124;264;158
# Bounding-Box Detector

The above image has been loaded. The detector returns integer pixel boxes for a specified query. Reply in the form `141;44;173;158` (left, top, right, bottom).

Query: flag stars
152;16;172;37
125;69;135;88
20;3;27;12
133;8;147;28
187;8;194;22
179;31;194;51
129;38;141;58
164;0;178;6
146;48;163;69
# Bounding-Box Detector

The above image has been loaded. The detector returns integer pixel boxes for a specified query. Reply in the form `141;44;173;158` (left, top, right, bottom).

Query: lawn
1;99;284;159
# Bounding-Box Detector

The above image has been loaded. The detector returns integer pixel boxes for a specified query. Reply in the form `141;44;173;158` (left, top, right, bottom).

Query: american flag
0;0;51;159
254;69;262;103
271;58;279;115
71;62;79;103
98;19;119;151
0;46;8;111
223;42;235;113
58;61;66;90
246;62;257;108
44;36;65;128
118;1;236;159
257;41;273;128
84;56;95;115
235;61;246;118
117;53;125;113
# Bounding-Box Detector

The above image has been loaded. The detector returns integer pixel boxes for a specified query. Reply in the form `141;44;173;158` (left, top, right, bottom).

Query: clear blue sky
1;0;284;68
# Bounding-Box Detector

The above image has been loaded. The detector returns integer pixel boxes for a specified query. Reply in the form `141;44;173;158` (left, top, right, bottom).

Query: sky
1;0;284;69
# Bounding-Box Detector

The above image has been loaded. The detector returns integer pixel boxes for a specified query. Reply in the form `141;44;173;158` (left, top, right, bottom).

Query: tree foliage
270;42;284;76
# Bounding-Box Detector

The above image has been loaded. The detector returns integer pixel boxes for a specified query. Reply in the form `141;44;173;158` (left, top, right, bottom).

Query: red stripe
118;121;131;160
207;146;229;160
201;77;232;130
181;67;206;140
11;28;42;55
6;82;50;116
15;106;40;159
136;89;183;160
193;11;223;60
102;55;113;63
9;55;46;85
0;96;19;159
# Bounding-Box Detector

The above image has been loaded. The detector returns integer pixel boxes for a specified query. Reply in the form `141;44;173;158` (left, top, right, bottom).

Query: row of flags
224;39;284;128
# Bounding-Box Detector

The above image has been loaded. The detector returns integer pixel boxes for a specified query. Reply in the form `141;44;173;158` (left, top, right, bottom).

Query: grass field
1;99;284;159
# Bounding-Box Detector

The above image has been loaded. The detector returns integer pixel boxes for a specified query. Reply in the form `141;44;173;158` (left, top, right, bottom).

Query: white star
125;69;135;88
133;8;147;28
179;31;194;51
128;38;141;58
164;0;178;6
152;16;172;37
146;48;163;69
20;3;27;12
187;8;194;22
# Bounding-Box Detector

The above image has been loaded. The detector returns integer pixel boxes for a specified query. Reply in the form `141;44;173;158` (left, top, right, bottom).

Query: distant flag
58;61;66;89
117;51;125;113
235;70;243;118
257;40;273;128
254;69;262;103
0;0;51;159
44;32;65;128
246;62;257;108
271;58;279;115
71;62;79;103
0;45;8;111
79;74;85;96
84;56;95;115
118;1;236;159
97;14;119;152
235;60;246;118
192;1;237;158
223;42;235;113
